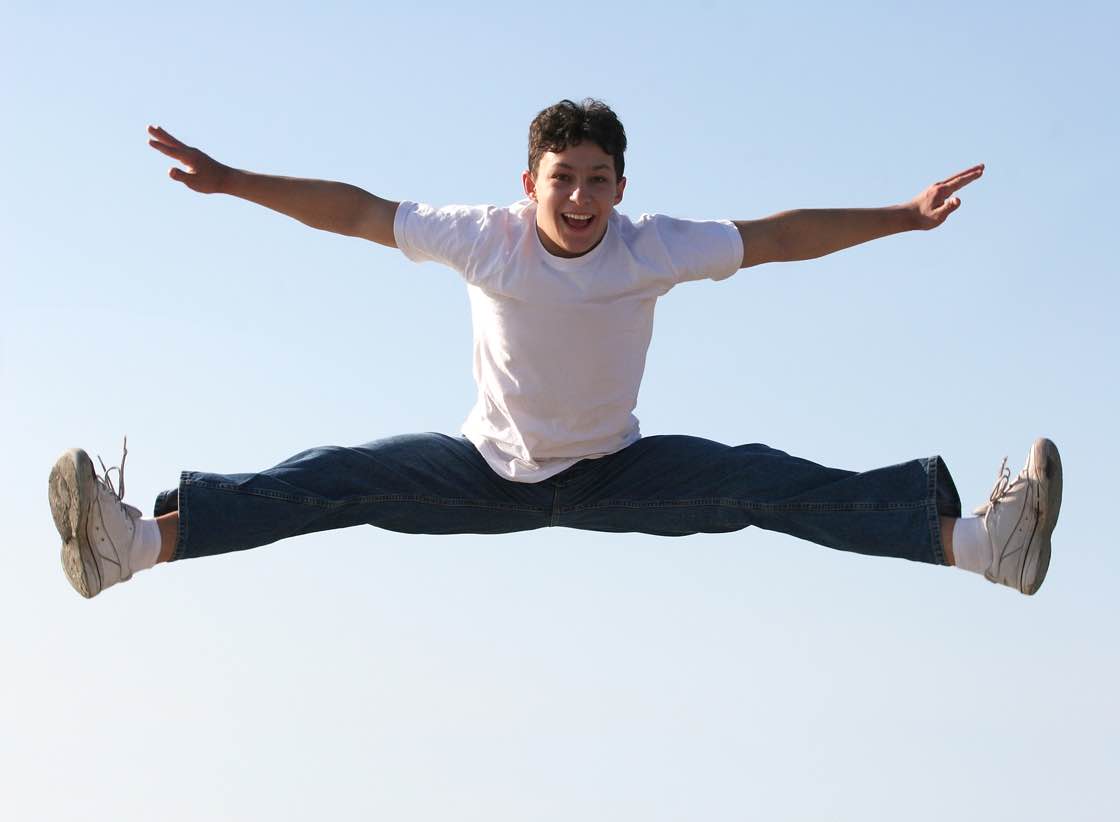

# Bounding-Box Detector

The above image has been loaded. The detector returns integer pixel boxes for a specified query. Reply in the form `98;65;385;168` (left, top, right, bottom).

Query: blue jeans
153;433;960;565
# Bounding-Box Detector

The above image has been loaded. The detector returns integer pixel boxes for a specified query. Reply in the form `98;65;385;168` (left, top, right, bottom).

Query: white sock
130;518;162;573
952;517;991;575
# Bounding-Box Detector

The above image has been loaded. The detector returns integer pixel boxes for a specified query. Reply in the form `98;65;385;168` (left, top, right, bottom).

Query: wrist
895;202;922;231
216;165;240;196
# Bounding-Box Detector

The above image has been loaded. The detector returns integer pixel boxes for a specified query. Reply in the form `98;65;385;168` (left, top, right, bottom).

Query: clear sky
3;1;1118;820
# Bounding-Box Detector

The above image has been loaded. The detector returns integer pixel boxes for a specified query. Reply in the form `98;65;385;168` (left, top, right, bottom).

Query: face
522;141;626;258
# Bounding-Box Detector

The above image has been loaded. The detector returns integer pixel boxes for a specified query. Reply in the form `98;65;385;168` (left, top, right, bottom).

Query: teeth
563;214;592;221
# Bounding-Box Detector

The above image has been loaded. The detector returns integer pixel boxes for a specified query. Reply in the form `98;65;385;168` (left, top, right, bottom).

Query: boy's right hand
147;125;230;194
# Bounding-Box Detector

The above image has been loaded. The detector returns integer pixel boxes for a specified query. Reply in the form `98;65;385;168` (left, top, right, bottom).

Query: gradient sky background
3;1;1118;820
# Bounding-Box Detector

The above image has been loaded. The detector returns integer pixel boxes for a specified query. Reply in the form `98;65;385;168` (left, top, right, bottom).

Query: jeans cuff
926;455;962;566
170;472;192;562
153;488;178;517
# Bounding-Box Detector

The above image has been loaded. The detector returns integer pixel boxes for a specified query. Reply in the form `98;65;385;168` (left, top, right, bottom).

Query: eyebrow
553;161;613;172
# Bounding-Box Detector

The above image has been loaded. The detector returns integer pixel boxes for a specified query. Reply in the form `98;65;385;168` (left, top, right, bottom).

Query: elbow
736;218;790;268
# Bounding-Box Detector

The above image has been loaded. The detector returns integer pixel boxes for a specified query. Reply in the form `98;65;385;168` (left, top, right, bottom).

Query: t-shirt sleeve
641;214;744;284
393;201;495;273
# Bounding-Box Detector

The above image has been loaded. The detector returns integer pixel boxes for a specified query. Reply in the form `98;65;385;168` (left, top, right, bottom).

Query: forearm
736;205;919;267
221;168;390;238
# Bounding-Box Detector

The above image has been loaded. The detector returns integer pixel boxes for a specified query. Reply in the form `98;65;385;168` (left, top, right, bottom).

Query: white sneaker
974;438;1063;595
48;441;140;598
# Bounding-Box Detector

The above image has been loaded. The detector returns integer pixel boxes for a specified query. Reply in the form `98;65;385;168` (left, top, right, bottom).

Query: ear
613;176;626;206
522;169;537;201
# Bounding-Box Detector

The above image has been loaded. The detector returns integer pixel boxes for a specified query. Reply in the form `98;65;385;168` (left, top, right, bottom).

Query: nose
570;185;590;205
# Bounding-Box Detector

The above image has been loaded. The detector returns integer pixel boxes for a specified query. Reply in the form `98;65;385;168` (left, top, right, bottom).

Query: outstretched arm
147;125;399;247
734;164;984;269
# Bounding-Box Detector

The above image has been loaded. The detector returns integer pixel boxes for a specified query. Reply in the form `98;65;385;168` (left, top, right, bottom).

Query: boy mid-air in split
48;99;1062;599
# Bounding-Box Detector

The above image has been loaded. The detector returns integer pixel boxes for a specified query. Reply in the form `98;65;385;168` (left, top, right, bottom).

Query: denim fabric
153;433;960;565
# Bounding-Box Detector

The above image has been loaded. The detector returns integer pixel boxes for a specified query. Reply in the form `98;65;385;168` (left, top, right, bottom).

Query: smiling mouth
561;213;595;231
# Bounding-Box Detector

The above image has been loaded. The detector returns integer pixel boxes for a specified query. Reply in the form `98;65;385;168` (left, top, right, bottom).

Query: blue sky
3;2;1118;820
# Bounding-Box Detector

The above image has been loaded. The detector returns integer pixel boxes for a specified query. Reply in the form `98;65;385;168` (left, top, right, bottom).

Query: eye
592;176;608;183
552;173;570;182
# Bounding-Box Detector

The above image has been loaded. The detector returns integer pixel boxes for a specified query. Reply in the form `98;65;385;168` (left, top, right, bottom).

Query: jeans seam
185;480;545;513
926;456;947;566
171;472;190;562
562;499;929;513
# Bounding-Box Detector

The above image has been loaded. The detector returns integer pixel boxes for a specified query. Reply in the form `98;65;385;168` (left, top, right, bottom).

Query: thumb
933;196;961;222
168;166;194;185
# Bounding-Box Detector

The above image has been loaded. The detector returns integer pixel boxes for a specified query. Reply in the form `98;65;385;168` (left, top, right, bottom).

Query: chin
562;227;607;254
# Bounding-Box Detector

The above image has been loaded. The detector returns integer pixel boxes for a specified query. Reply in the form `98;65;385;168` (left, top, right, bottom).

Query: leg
940;517;957;565
154;433;553;562
156;513;178;563
53;433;553;597
550;435;962;565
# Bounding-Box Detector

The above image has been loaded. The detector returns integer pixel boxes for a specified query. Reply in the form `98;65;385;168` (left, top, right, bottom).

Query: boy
48;99;1062;599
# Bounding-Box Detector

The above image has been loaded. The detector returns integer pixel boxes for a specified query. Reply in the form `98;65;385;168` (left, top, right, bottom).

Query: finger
168;166;196;186
148;138;192;164
936;163;984;183
943;167;985;194
931;196;961;221
937;164;985;189
147;125;188;148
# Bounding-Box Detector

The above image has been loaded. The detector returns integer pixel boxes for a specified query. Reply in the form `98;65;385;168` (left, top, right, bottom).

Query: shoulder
629;211;739;250
610;210;743;282
624;210;734;236
396;200;498;227
400;199;534;235
395;201;513;248
607;210;725;249
394;199;535;273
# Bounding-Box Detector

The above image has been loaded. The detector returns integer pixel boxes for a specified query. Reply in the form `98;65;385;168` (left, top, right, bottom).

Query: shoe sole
1022;438;1062;595
48;449;98;598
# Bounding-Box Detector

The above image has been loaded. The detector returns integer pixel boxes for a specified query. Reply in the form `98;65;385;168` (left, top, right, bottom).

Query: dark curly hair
528;98;627;181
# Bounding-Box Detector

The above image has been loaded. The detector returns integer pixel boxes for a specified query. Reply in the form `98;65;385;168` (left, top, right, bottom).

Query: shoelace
986;456;1011;506
96;436;128;502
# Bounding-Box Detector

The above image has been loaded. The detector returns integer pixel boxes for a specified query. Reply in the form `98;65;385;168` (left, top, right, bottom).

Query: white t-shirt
394;199;743;482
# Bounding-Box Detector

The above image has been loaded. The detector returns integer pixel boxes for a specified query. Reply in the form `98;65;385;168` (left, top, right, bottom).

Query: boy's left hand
909;164;985;229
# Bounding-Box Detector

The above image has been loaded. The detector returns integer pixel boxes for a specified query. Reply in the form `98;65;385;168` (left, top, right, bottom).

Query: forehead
538;141;615;173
